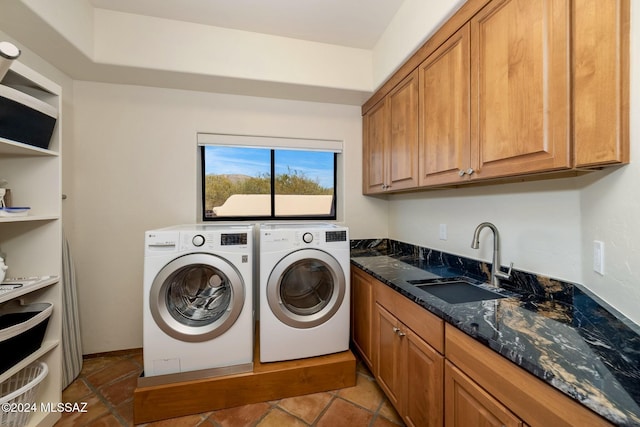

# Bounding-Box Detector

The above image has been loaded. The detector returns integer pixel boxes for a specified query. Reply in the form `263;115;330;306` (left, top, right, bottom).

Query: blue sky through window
204;146;334;188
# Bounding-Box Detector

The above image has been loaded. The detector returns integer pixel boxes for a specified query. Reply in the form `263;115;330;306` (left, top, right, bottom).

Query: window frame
199;145;338;222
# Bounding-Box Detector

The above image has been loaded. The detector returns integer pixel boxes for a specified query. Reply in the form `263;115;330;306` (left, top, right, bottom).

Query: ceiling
88;0;405;49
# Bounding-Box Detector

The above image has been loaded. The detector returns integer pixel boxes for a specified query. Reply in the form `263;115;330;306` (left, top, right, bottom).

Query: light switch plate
593;240;605;275
439;224;447;240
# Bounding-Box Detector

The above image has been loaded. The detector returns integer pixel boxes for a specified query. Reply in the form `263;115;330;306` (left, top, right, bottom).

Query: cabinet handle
466;168;475;175
458;169;466;177
392;326;406;337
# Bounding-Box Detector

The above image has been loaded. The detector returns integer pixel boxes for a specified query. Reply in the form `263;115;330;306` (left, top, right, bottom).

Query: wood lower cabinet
375;303;444;427
375;303;404;408
373;275;445;427
350;267;374;369
352;267;614;427
445;324;612;427
404;326;445;427
445;361;522;427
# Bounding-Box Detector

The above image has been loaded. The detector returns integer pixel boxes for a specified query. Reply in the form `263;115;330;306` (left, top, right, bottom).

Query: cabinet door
375;303;403;409
387;70;419;191
470;0;570;179
445;361;522;427
573;0;629;167
419;23;471;187
404;328;444;427
351;268;374;369
363;99;388;194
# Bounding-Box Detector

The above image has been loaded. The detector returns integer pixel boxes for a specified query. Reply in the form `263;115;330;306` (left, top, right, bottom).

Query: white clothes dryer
259;223;350;363
143;224;254;380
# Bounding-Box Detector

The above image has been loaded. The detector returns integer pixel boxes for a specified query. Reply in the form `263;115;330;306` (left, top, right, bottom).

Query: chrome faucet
471;222;513;287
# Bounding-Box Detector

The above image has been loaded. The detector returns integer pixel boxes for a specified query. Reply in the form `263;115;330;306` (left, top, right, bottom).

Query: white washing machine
143;224;254;381
259;223;350;362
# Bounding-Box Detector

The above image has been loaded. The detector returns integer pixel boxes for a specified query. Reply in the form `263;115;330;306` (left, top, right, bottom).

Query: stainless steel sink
407;278;508;304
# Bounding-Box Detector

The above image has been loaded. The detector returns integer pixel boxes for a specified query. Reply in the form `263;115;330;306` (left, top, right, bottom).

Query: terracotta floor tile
208;402;271;426
378;398;403;425
62;378;93;402
355;360;374;379
85;358;142;389
115;399;135;426
81;356;127;376
336;372;384;411
255;408;307;427
54;394;110;427
145;413;206;427
373;414;405;427
316;398;373;427
99;373;139;406
277;392;333;424
86;412;126;427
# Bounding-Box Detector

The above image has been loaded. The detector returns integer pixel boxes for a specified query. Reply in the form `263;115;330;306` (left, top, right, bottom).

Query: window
199;134;340;220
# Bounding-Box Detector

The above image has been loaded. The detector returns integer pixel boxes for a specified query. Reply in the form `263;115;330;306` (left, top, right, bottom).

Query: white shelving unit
0;61;62;427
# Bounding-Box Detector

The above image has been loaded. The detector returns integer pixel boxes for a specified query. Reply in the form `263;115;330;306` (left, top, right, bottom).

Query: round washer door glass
267;249;345;329
150;253;245;342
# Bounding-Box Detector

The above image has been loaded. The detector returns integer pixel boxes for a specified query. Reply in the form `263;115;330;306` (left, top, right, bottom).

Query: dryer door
267;248;345;329
149;253;245;342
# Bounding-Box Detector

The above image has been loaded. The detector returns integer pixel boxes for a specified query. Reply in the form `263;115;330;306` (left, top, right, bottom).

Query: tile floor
55;349;405;427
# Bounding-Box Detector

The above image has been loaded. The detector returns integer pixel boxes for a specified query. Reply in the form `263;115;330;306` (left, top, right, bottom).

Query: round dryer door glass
150;253;245;342
167;265;232;326
267;249;345;329
279;259;333;315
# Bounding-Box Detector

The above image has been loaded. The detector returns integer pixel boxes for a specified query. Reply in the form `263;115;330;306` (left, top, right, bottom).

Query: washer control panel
192;234;205;247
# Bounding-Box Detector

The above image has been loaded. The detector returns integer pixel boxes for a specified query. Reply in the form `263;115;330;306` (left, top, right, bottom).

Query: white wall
70;81;387;353
387;2;640;326
388;179;582;282
372;0;465;89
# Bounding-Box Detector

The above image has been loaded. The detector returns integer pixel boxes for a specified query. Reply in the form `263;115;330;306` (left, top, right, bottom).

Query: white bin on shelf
0;361;48;427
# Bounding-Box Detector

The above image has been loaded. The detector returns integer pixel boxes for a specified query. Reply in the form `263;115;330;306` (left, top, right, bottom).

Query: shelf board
0;276;60;304
0;215;60;224
0;340;59;385
0;137;58;157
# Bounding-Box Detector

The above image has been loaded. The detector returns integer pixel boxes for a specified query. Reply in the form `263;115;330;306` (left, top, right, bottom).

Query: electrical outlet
439;224;447;240
593;240;605;275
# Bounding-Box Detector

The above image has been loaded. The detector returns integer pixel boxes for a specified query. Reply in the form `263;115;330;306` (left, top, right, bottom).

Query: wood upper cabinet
572;0;629;167
419;24;471;186
445;361;522;427
363;99;387;194
363;71;419;194
362;0;629;193
350;267;374;370
470;0;571;179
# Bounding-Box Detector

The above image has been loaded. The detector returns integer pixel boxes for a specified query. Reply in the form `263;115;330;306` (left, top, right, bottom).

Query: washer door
267;249;345;329
150;253;245;342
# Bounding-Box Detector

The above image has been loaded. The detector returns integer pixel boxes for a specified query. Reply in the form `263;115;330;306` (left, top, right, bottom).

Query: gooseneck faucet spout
471;222;513;287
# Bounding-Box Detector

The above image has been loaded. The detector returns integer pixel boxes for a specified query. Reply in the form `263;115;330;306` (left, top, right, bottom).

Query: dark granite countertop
351;239;640;426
